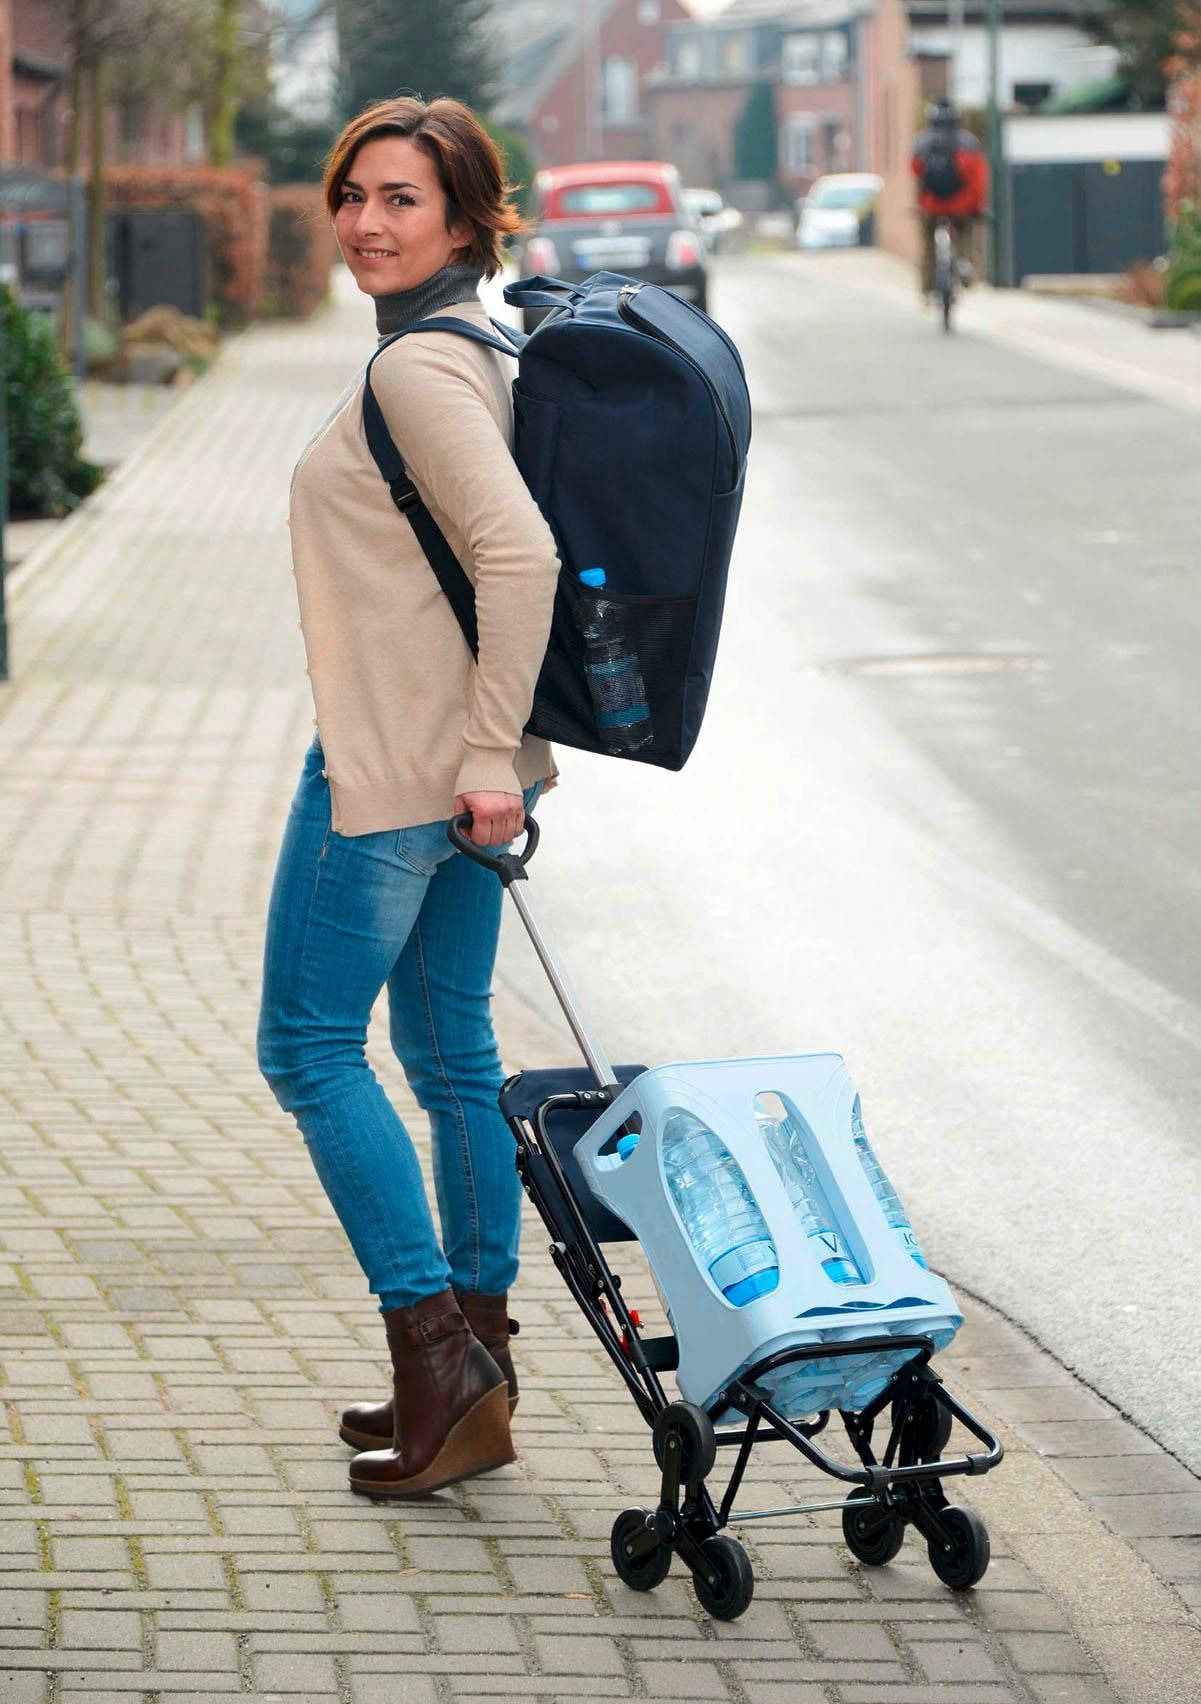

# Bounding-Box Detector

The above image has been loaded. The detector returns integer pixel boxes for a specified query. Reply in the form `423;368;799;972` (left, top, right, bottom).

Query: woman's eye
390;195;414;207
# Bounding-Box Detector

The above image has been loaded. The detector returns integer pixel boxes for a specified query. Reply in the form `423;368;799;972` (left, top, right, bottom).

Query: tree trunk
59;17;86;359
87;54;106;321
209;0;239;167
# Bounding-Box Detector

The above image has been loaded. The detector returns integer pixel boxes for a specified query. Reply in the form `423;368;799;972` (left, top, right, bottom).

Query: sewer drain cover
831;651;1046;678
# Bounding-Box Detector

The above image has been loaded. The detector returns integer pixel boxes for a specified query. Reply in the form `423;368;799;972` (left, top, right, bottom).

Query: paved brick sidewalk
1;281;1198;1704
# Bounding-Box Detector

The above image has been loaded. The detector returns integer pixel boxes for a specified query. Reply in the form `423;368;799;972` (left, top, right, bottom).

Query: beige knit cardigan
288;300;560;836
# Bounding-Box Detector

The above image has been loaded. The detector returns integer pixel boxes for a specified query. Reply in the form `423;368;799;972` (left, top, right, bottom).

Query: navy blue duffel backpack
362;270;752;771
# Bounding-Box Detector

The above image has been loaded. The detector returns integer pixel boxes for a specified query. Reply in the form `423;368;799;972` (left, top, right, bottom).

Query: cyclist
911;98;989;300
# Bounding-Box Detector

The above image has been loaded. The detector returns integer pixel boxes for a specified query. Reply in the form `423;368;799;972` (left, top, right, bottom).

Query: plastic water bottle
578;567;652;754
852;1100;928;1269
614;1131;676;1327
758;1112;862;1284
662;1111;779;1306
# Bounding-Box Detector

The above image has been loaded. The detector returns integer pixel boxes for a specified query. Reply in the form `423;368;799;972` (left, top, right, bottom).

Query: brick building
645;0;865;205
493;0;691;170
0;0;203;173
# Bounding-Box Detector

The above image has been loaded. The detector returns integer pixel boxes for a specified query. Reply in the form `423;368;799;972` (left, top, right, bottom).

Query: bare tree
56;2;189;324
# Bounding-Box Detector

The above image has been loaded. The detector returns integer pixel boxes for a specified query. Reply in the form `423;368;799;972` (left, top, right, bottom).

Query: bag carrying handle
503;274;585;312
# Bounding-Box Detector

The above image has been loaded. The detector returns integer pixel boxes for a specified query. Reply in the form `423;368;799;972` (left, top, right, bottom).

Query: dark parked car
518;160;708;331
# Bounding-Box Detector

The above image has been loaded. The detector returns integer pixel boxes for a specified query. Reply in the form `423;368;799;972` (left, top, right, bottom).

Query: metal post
69;176;87;379
948;0;965;103
583;0;602;160
985;0;1004;284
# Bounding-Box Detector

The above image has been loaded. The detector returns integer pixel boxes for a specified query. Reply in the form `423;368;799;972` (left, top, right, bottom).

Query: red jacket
911;143;989;218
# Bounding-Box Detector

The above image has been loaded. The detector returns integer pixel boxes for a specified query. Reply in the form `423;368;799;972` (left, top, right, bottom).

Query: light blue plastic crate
574;1053;961;1421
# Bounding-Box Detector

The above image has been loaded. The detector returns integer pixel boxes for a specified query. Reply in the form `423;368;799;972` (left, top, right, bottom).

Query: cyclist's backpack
920;137;964;199
361;270;752;771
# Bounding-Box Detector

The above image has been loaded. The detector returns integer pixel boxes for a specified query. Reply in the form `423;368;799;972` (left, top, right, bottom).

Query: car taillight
525;235;561;274
666;228;703;270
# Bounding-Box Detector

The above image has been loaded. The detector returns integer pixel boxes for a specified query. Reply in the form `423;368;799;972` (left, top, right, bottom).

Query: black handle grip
446;812;540;886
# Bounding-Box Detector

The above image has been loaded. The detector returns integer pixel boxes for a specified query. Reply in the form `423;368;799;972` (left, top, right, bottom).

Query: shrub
1164;198;1201;311
1116;260;1165;306
2;286;102;517
264;185;337;318
734;82;777;182
105;165;269;325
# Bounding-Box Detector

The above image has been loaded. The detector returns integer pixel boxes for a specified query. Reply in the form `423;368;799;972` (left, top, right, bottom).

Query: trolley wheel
928;1506;990;1590
610;1508;672;1592
893;1391;954;1463
652;1401;717;1484
691;1534;755;1621
842;1494;906;1566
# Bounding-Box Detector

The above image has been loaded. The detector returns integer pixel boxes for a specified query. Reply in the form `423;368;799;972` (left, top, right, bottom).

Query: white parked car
796;174;883;250
683;188;746;254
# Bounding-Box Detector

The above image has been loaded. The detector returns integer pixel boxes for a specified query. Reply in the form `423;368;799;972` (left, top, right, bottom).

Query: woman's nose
351;203;384;238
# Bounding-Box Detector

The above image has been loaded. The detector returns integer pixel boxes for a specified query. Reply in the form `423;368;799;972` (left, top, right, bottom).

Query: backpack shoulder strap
360;316;521;661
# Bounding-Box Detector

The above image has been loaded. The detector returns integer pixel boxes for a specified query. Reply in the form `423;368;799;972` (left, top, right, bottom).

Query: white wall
1005;110;1170;163
912;23;1119;110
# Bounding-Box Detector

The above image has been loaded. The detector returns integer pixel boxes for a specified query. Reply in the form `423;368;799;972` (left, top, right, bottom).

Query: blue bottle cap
615;1132;640;1160
579;567;607;588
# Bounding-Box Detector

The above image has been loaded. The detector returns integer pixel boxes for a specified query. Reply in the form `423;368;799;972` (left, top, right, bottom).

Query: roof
695;0;860;19
907;0;1094;19
535;159;679;184
492;0;620;128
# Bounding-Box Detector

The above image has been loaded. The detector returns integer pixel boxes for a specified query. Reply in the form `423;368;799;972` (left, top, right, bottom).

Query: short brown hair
322;96;525;279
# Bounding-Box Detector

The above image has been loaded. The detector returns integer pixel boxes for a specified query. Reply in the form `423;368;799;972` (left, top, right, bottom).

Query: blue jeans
257;737;542;1311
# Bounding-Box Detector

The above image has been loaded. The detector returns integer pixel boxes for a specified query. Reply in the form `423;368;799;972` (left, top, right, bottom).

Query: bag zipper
617;283;738;475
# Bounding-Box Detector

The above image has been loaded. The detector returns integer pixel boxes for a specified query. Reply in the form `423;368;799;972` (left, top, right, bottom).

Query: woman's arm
371;333;561;805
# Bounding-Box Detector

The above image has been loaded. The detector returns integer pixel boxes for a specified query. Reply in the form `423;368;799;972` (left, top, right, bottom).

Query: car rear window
549;181;672;217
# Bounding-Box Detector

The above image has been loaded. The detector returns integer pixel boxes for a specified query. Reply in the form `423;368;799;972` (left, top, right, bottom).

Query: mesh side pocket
526;577;699;768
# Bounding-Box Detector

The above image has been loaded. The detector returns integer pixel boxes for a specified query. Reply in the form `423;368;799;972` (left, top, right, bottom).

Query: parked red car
518;160;709;331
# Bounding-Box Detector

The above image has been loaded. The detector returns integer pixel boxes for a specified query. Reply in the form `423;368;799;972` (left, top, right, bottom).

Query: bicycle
933;217;957;333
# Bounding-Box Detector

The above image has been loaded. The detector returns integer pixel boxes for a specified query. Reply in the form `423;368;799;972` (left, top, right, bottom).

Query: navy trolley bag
361;270;752;771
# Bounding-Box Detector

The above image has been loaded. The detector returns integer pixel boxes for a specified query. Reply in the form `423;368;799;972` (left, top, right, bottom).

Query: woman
257;96;560;1499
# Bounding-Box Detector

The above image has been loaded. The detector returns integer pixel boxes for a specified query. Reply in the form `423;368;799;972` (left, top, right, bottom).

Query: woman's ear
448;211;473;260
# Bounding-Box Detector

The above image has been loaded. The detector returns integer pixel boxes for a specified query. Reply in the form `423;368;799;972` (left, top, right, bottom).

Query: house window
721;33;750;75
184;103;206;163
603;57;638;125
676;38;702;79
821;31;848;84
781;33;820;86
1013;81;1053;111
781;113;817;174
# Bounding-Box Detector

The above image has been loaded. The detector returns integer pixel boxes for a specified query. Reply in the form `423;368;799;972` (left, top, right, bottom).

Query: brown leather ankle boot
460;1292;519;1415
339;1291;519;1450
347;1290;514;1499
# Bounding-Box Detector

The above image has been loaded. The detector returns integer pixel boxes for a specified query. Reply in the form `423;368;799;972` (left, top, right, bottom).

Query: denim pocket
394;824;444;876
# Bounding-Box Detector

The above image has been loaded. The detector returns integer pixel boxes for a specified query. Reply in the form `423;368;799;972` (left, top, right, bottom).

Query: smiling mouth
355;247;397;259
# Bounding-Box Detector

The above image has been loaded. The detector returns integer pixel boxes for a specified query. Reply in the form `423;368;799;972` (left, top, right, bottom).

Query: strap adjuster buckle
390;481;420;514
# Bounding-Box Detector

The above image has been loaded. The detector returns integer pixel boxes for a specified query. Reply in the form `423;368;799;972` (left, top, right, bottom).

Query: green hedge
2;287;102;517
1164;200;1201;313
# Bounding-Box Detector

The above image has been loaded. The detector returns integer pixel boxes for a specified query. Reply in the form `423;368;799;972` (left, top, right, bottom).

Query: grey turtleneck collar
375;262;484;341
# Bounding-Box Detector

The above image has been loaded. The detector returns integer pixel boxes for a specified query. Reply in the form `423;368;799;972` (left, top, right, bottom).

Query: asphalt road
494;253;1201;1473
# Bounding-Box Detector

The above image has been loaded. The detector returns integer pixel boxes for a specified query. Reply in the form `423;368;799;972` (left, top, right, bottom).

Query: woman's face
334;135;471;296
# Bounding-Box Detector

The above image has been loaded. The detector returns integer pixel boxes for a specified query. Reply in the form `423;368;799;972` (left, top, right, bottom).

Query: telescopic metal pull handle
446;812;540;887
445;810;616;1088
